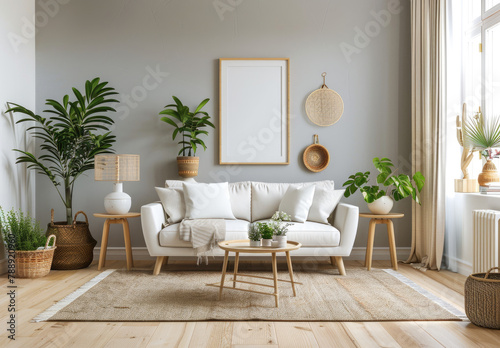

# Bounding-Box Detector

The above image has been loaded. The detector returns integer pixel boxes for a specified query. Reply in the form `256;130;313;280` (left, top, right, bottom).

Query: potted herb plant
0;208;56;278
342;157;425;214
248;223;261;247
258;222;274;247
463;110;500;186
271;211;293;248
159;96;215;178
7;78;118;269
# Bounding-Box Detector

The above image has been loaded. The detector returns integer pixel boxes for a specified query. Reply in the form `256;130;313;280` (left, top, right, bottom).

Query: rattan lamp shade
94;154;140;182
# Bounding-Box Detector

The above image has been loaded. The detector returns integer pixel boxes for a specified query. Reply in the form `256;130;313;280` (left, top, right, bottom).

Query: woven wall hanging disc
305;72;344;126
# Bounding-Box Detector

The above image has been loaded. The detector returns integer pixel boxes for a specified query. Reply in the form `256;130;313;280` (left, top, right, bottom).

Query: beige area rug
33;266;466;322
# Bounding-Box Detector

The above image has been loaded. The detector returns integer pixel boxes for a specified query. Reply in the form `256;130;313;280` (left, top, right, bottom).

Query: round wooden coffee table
206;239;302;308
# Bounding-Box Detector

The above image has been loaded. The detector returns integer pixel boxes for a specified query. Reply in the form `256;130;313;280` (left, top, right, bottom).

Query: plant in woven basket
159;96;214;178
342;157;425;214
0;207;52;251
6;78;118;224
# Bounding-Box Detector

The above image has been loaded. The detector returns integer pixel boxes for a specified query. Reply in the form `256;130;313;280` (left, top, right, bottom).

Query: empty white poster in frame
219;58;290;165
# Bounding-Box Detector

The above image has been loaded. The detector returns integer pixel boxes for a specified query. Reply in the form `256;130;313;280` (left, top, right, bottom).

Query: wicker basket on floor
465;267;500;329
15;235;57;278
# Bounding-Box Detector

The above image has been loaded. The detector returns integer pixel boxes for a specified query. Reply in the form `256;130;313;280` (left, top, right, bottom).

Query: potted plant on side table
342;157;425;214
0;208;56;278
248;223;261;247
7;78;118;269
159;96;215;178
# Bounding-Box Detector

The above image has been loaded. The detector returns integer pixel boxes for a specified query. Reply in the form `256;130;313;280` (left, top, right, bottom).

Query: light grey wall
34;0;412;251
1;0;36;272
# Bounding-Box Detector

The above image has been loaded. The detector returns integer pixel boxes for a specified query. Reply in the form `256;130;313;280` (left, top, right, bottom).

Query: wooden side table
359;213;404;271
94;212;141;271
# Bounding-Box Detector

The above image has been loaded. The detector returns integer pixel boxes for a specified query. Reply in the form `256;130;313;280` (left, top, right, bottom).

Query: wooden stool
94;212;141;271
359;213;404;271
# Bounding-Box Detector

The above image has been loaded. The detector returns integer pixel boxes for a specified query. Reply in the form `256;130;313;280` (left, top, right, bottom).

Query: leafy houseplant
248;223;261;247
342;157;425;214
7;78;118;269
463;110;500;186
0;207;56;278
271;211;292;248
258;222;274;247
159;96;215;178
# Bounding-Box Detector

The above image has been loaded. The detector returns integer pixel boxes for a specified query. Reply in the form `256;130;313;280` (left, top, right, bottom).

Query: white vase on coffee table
262;238;272;247
276;235;287;248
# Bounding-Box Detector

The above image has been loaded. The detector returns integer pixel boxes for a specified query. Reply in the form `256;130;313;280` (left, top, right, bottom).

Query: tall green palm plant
7;78;118;224
159;96;215;156
463;112;500;154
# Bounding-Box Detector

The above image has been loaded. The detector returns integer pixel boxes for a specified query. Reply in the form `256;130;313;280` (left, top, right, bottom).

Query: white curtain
407;0;447;270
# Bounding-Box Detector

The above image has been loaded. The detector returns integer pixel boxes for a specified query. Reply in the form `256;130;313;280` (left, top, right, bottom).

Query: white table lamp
94;154;140;215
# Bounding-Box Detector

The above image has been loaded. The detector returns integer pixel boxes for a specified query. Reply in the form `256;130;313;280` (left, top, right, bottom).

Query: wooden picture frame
219;58;290;165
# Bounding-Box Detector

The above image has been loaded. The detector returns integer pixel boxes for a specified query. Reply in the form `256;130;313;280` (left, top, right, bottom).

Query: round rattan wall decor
303;135;330;172
305;72;344;127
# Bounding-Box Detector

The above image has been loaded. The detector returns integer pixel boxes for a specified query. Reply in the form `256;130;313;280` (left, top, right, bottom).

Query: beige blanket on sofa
179;219;226;264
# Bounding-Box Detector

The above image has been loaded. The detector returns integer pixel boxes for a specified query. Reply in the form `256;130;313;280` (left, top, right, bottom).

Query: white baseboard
443;253;472;276
94;246;411;261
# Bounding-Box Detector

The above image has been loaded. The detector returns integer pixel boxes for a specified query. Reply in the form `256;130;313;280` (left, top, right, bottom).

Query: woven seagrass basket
465;267;500;329
303;135;330;172
15;235;56;278
46;210;96;270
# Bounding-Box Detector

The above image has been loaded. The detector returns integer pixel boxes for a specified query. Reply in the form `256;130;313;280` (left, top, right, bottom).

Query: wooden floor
1;259;499;348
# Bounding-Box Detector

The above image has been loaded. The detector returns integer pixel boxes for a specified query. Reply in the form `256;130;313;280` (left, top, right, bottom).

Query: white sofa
141;180;359;275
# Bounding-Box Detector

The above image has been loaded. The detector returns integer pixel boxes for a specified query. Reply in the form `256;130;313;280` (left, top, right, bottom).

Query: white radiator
473;210;500;273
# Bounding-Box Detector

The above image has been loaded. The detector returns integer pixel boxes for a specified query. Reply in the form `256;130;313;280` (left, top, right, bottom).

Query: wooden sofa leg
330;256;336;266
163;256;169;266
153;256;165;275
335;256;346;276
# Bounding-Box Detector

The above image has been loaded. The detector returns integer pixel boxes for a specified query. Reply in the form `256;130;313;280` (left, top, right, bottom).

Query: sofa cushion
183;182;236;219
165;180;251;221
159;219;250;247
159;219;340;248
251;180;335;222
279;185;315;223
155;187;185;224
255;220;340;247
308;188;344;224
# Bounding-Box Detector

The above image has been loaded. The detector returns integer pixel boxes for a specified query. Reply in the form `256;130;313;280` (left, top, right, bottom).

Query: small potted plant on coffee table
259;222;274;247
271;211;293;248
248;223;261;247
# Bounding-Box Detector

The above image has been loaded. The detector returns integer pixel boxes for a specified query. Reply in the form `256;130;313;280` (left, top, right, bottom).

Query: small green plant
258;222;274;239
248;223;261;241
159;96;215;156
342;157;425;204
463;111;500;155
271;211;293;236
0;208;51;251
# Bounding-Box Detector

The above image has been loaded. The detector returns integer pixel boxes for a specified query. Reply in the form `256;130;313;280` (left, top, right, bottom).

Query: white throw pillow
278;185;316;223
308;188;344;224
155;187;186;224
183;182;236;219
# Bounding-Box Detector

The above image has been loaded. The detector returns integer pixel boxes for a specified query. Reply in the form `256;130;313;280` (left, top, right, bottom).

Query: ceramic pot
249;240;261;247
177;156;199;178
478;159;500;187
276;235;287;248
367;196;394;215
262;238;272;247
